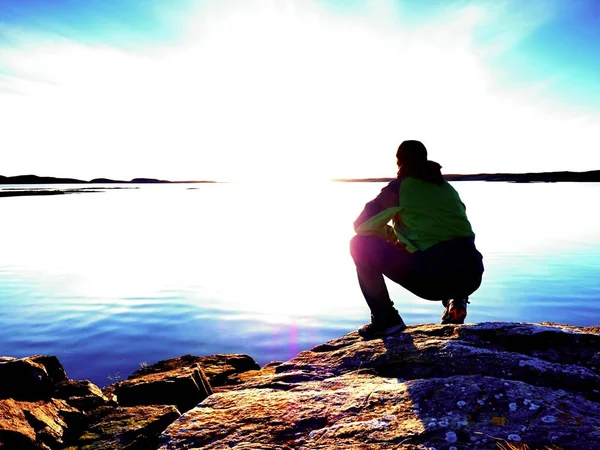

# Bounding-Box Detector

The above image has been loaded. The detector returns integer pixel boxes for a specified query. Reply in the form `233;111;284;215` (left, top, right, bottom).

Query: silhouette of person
350;140;484;337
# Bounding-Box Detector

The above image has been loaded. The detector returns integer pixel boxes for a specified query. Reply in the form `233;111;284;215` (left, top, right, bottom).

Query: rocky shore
1;322;599;449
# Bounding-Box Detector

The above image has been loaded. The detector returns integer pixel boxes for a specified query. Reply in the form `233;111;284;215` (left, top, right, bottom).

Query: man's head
396;140;428;169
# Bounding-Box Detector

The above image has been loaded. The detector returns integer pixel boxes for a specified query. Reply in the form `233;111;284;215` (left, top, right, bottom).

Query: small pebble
542;416;557;423
509;402;517;412
477;399;485;405
449;447;458;450
508;434;522;442
413;403;420;409
529;404;539;410
446;431;458;443
457;400;466;408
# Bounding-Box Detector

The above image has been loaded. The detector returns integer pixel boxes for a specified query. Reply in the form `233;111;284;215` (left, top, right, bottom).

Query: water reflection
0;182;599;385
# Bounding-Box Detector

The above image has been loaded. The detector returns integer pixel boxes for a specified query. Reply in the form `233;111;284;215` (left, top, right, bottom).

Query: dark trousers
350;235;484;318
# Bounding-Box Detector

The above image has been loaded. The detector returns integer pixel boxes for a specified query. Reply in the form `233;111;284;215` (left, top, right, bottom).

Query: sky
1;0;599;181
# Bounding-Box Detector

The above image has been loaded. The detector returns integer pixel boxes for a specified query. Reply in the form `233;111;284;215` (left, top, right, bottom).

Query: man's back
395;177;475;252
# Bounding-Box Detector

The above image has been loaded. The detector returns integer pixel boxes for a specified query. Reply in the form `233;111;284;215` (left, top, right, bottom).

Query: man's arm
353;179;403;240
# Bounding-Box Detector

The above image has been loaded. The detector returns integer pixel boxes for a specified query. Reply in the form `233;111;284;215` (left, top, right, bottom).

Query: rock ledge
1;322;599;450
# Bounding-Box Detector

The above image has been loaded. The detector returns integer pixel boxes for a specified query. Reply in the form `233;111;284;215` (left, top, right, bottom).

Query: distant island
0;175;219;185
0;175;221;197
334;169;600;183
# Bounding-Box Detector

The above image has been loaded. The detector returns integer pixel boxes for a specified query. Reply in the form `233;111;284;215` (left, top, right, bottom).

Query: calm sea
1;182;599;387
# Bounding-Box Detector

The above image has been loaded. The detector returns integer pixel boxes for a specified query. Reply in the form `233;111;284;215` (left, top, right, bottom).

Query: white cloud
0;0;599;181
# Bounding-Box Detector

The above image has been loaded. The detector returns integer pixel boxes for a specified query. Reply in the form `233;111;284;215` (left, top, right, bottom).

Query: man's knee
350;234;370;262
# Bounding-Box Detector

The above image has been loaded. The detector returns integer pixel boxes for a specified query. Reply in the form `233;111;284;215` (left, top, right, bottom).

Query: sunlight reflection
1;182;599;324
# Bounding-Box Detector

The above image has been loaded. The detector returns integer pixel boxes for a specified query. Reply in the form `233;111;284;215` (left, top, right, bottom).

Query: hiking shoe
358;313;407;338
441;298;470;324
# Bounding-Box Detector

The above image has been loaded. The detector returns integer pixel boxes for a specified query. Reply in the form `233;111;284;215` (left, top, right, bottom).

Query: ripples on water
1;182;599;386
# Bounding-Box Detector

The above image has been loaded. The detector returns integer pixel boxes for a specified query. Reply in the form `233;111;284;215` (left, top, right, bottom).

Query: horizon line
2;169;600;184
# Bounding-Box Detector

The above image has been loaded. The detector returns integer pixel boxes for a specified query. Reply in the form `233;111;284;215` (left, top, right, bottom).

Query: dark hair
396;140;428;167
395;140;444;183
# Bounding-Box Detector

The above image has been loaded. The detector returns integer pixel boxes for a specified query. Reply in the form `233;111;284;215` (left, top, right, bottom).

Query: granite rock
0;355;65;400
3;323;599;449
53;379;115;412
159;322;600;450
0;398;83;450
63;405;180;450
111;353;262;413
127;353;262;390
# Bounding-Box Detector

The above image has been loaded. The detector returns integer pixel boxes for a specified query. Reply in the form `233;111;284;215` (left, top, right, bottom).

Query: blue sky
0;0;202;50
1;0;599;181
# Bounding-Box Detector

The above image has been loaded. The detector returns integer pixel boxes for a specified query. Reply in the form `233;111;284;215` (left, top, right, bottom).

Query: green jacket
353;163;475;253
